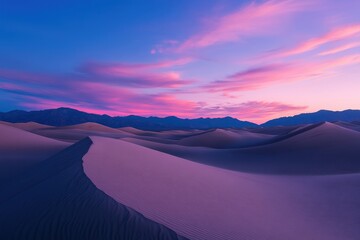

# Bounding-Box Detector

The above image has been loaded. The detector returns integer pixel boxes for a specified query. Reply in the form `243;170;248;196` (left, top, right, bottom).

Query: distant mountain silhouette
263;109;360;126
0;108;257;130
2;108;360;130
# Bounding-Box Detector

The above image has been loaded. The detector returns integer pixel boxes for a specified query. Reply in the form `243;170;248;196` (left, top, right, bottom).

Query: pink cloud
20;91;198;118
0;58;194;89
207;54;360;92
174;0;311;52
82;58;194;88
1;66;308;122
318;41;360;56
84;58;191;73
197;101;307;123
0;68;53;84
0;68;198;118
278;24;360;57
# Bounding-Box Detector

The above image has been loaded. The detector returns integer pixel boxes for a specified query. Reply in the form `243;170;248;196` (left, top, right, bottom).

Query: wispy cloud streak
176;0;311;52
318;41;360;56
278;24;360;57
196;101;307;123
206;54;360;92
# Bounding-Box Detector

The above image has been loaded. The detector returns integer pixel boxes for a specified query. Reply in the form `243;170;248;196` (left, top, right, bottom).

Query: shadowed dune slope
84;136;360;240
125;122;360;175
334;121;360;132
0;124;70;182
224;122;360;174
178;129;273;148
119;127;159;136
119;127;201;140
0;138;185;240
244;125;302;135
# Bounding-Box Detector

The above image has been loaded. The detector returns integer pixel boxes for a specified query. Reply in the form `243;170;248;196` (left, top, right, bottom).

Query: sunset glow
1;0;359;123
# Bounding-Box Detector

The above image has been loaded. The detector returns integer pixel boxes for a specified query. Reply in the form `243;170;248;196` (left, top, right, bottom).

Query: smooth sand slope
31;122;133;142
120;127;203;141
0;124;70;183
224;122;360;174
244;124;302;135
84;136;360;240
0;121;51;131
178;129;273;148
0;138;185;240
120;127;160;136
126;122;360;174
334;121;360;132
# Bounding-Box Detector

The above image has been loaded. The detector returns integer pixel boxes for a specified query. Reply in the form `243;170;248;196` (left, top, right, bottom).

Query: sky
0;0;360;123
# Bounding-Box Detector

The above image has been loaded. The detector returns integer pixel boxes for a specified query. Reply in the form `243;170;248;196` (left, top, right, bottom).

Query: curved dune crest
32;122;133;142
0;138;185;240
119;127;202;140
62;122;125;133
125;122;360;175
334;121;360;132
227;122;360;174
119;126;151;135
178;129;272;148
0;121;51;131
83;136;360;240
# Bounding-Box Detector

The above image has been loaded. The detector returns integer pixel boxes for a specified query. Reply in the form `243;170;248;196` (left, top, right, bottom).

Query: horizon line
1;107;360;125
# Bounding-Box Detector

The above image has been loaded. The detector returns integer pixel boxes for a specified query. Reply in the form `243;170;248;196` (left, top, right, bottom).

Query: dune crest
0;138;185;240
83;136;360;240
179;128;273;148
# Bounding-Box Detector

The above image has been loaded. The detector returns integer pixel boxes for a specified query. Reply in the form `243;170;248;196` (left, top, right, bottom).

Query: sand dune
0;124;70;183
84;136;360;240
225;122;360;174
125;122;360;175
334;121;360;132
62;122;125;133
119;127;159;136
31;122;133;142
245;124;302;135
2;120;360;239
0;121;51;131
178;129;273;148
10;122;51;131
0;138;185;240
120;127;201;140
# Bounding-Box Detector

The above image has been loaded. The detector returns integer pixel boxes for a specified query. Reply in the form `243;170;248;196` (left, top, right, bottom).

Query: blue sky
0;0;360;123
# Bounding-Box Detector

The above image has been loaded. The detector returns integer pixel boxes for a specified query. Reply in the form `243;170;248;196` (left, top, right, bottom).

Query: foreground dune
84;136;360;240
1;121;360;239
0;124;70;183
0;138;185;240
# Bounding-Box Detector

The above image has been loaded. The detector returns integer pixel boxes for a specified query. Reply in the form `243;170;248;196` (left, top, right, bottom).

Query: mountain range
263;109;360;126
1;108;360;130
0;108;255;130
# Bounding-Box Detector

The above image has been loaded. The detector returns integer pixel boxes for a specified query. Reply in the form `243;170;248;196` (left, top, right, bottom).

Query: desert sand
83;135;360;240
29;122;134;142
0;123;70;183
0;121;51;131
178;128;273;148
1;121;360;239
0;137;185;240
